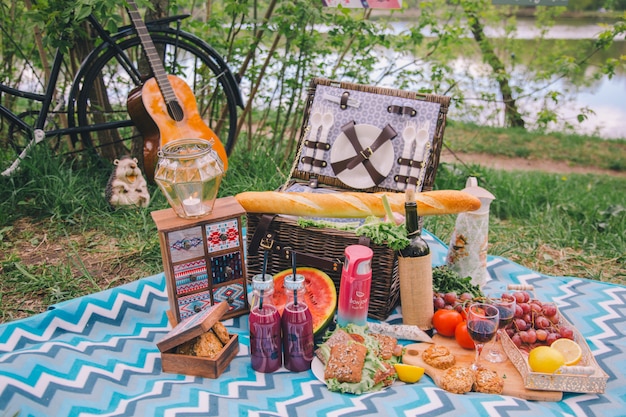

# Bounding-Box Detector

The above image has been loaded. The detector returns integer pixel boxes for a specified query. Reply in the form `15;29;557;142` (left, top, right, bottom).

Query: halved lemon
394;363;425;383
551;338;583;366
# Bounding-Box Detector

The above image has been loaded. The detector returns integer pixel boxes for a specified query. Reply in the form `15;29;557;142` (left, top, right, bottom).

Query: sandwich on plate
315;324;403;394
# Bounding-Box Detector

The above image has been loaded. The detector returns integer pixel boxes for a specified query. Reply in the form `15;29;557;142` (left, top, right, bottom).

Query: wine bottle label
398;253;433;330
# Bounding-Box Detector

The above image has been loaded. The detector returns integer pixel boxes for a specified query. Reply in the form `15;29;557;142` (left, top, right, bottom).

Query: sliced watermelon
272;267;337;335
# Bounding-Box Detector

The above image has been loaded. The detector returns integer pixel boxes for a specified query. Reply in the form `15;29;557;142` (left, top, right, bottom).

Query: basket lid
156;301;228;352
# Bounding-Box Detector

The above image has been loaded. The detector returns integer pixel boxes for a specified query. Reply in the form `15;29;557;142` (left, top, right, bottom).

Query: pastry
422;344;456;369
440;366;475;394
193;330;224;358
473;368;504;394
212;322;231;345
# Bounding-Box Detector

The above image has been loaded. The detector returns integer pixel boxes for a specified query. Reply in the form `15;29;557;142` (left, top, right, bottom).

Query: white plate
311;357;327;384
330;123;394;189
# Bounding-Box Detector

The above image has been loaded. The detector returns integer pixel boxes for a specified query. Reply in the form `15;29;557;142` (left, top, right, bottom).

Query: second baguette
235;190;480;218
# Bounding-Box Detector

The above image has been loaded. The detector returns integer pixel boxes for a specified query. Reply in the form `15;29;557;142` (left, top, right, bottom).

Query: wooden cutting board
402;335;563;401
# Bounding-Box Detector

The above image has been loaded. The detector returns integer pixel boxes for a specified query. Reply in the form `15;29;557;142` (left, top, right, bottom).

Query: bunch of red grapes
433;291;474;312
502;291;575;352
433;290;575;352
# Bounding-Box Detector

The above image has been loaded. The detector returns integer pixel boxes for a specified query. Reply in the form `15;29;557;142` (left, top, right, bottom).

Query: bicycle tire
68;28;241;168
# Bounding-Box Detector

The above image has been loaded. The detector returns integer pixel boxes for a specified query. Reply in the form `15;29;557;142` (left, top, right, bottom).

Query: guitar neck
126;1;178;105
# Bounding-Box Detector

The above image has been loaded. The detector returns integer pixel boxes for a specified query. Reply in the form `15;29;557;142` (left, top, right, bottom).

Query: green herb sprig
432;265;483;298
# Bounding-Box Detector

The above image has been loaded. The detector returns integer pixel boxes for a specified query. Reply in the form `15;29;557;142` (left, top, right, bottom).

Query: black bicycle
0;6;243;176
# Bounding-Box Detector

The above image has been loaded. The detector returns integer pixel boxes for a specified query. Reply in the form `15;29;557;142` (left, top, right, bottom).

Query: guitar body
127;74;228;180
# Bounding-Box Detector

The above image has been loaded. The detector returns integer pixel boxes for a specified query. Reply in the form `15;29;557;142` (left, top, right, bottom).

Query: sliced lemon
394;363;425;383
528;346;565;373
551;338;583;366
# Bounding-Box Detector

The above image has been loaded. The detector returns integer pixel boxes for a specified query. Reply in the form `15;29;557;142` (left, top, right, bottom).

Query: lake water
385;18;626;139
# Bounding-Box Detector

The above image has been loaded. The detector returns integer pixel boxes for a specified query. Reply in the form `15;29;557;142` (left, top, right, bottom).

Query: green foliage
27;0;153;51
426;162;626;277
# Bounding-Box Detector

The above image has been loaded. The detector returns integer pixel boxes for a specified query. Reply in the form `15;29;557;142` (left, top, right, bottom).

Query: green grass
0;127;625;322
443;121;626;172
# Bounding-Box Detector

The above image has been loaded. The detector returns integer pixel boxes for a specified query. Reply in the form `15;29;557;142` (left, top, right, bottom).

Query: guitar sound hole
167;101;185;122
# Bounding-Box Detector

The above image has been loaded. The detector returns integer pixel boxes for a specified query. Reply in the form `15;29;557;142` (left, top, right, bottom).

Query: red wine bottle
400;190;430;258
398;189;433;330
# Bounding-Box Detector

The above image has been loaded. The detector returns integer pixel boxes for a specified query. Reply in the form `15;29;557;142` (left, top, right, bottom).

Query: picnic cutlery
302;109;324;171
312;111;334;173
396;122;417;190
407;120;431;190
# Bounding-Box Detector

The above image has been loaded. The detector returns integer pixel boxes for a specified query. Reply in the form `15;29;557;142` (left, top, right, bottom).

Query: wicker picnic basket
246;78;451;320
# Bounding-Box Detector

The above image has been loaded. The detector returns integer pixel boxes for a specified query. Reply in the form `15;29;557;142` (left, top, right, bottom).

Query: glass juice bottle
336;245;374;327
281;274;314;372
249;274;282;373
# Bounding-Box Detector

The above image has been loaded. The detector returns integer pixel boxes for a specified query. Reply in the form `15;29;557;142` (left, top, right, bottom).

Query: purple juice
249;304;282;373
281;301;314;372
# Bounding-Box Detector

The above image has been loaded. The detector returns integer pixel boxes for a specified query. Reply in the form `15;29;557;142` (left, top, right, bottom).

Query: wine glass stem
474;343;483;368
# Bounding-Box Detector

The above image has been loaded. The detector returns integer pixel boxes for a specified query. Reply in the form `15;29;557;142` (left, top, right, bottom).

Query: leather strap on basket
330;121;396;185
248;214;371;273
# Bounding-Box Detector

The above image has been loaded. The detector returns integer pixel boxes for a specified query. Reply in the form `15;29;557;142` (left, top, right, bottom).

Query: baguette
234;190;481;218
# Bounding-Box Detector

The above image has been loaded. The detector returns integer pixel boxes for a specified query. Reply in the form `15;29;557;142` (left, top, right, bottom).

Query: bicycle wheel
69;28;241;170
8;110;63;155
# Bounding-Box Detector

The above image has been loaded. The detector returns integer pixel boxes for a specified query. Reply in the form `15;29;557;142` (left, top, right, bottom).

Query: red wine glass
467;302;500;371
485;291;516;363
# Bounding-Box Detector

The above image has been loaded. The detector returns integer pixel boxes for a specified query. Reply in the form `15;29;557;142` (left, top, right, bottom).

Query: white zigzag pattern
551;279;580;309
0;283;165;353
157;369;284;417
77;376;197;417
401;386;446;415
563;392;610;417
0;322;171;363
0;351;161;404
587;286;625;355
277;379;338;417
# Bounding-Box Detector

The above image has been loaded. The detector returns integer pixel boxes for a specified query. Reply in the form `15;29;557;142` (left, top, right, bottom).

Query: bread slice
324;342;367;383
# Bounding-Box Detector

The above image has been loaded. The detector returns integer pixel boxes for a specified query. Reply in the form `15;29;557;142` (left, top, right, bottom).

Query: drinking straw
259;250;269;310
291;250;298;306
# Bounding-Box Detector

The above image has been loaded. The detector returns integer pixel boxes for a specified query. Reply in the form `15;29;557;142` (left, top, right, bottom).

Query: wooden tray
402;335;563;401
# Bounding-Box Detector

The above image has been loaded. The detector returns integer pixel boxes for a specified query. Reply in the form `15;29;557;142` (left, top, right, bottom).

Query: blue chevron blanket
1;231;624;417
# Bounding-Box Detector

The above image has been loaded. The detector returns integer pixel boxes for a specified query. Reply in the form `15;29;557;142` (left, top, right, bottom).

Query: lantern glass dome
154;138;224;219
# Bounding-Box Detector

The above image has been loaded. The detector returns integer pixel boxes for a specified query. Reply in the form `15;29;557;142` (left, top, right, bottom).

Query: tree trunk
463;6;525;128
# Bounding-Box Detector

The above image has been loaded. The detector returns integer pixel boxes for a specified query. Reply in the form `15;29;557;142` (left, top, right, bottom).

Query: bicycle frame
1;12;243;177
0;14;137;142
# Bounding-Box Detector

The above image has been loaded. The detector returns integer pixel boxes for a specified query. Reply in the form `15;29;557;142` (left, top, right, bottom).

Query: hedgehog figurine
105;156;150;209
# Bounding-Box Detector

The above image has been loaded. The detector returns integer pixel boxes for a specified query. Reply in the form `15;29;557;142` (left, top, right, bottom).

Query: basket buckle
259;233;275;250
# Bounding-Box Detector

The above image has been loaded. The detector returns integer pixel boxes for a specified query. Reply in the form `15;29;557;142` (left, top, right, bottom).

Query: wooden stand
152;196;249;324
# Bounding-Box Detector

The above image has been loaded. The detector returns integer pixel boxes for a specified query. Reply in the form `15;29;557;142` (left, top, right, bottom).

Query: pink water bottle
337;245;373;327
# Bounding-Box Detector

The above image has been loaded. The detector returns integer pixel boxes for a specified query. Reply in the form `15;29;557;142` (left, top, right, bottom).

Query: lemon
528;346;565;373
394;363;425;383
551;338;583;366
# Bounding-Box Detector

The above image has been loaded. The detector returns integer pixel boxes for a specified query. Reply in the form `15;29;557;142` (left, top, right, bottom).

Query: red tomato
455;321;475;349
432;309;463;337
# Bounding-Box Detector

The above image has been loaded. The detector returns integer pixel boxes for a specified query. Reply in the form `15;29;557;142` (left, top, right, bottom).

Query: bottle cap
252;274;274;291
462;177;495;215
284;274;305;291
343;245;373;277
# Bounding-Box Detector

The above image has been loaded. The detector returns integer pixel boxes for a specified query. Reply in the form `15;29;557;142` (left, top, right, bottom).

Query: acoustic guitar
125;1;228;180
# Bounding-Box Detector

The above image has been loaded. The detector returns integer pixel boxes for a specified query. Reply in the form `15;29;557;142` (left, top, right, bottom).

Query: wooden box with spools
236;78;478;320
